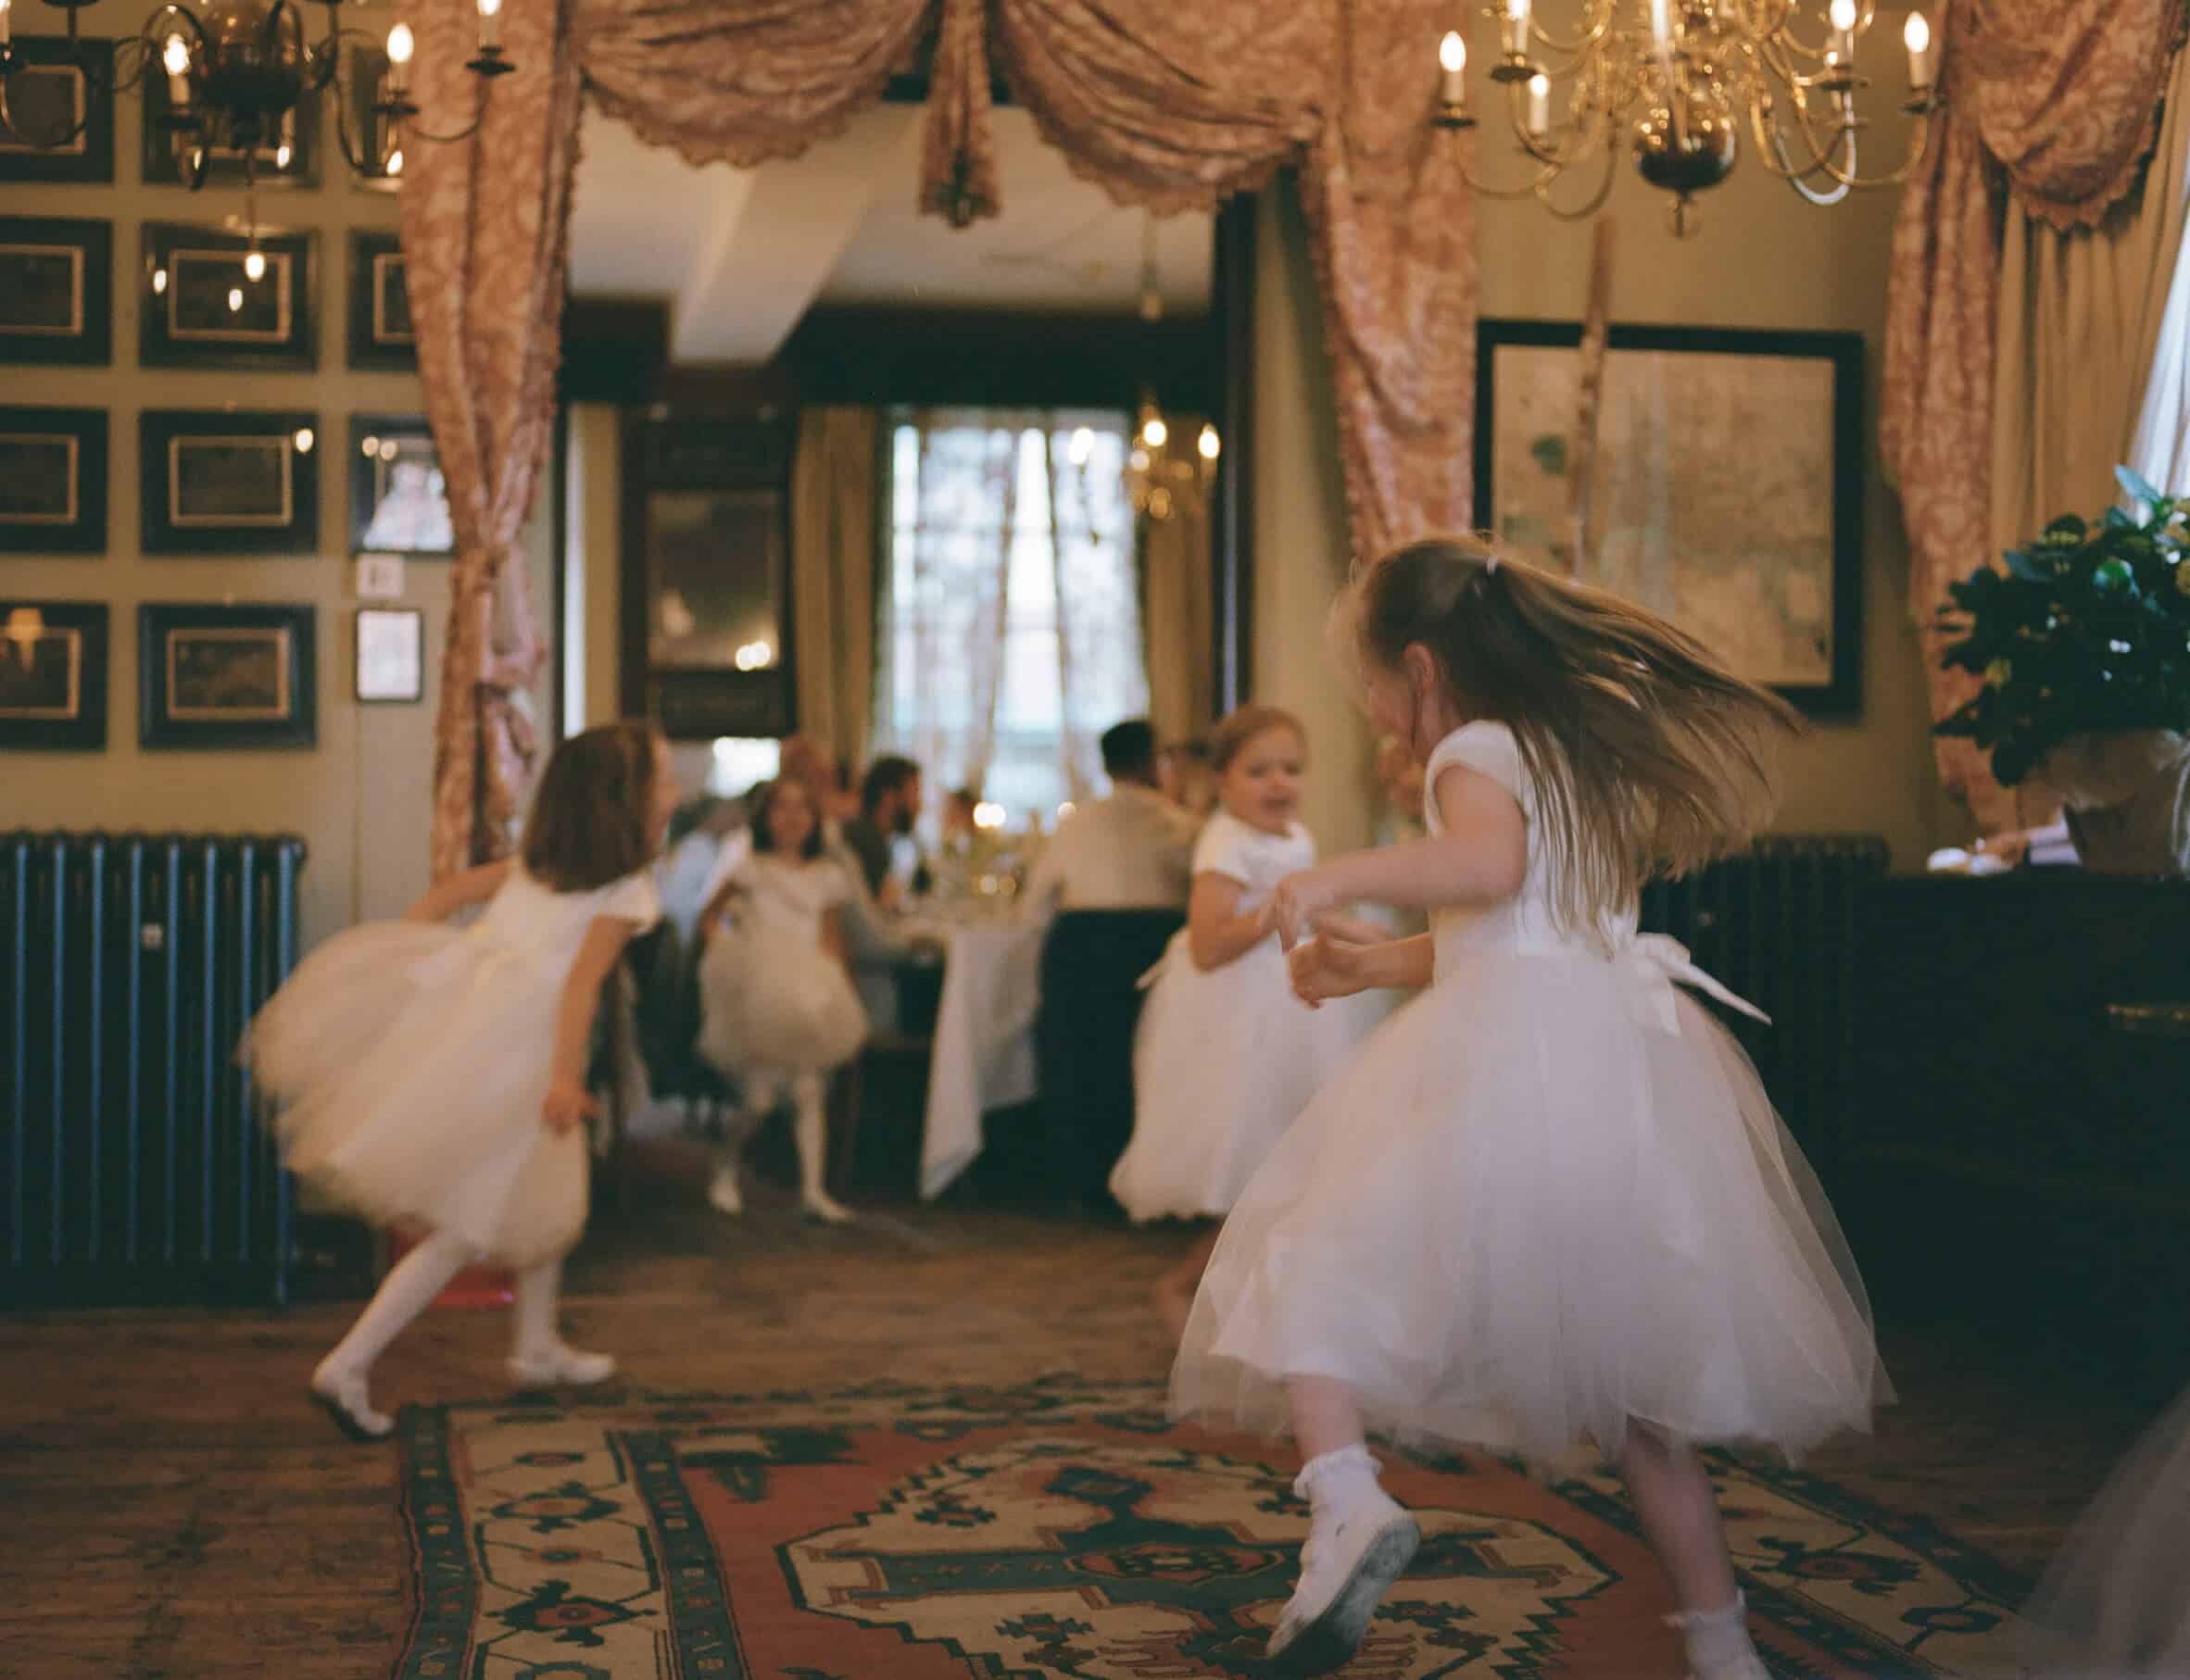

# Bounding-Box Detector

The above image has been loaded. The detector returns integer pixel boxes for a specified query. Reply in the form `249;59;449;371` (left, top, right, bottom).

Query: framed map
1476;320;1863;717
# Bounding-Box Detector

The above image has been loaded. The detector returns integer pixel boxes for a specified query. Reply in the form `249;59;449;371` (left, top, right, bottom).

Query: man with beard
842;755;925;909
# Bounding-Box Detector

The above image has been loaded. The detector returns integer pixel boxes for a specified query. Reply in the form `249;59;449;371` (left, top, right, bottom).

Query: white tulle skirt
2023;1383;2190;1676
1170;947;1889;1469
244;923;588;1268
1113;932;1380;1222
696;919;868;1079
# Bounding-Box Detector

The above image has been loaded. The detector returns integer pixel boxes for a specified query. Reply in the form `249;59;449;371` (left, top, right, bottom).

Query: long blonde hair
1350;535;1801;925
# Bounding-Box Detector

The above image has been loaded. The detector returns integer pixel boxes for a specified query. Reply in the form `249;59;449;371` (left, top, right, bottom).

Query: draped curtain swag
402;0;1477;871
788;406;882;775
1880;0;2190;827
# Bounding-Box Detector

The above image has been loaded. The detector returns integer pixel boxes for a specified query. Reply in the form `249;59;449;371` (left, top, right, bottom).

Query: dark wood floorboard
0;1156;2167;1680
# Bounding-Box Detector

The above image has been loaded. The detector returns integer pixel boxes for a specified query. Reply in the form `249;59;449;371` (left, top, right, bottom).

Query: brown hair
520;721;663;892
1350;535;1801;925
1209;704;1306;774
749;777;825;861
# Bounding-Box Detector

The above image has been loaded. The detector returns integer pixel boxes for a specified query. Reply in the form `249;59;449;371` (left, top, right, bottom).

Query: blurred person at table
1159;738;1218;820
1022;720;1201;916
1112;705;1384;1337
842;755;925;909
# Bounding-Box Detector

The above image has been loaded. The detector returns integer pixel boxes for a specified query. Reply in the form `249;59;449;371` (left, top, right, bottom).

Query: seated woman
693;776;869;1224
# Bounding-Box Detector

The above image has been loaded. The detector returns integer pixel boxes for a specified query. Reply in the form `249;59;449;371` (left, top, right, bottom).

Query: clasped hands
1266;866;1383;1009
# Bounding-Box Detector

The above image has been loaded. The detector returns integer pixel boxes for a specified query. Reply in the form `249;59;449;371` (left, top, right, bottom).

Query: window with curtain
873;407;1149;824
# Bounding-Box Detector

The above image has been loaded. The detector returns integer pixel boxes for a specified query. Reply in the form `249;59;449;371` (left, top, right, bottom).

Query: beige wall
4;2;550;946
1253;107;1958;869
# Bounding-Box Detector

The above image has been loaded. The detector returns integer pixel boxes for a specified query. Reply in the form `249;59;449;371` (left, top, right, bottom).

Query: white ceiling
569;103;1215;366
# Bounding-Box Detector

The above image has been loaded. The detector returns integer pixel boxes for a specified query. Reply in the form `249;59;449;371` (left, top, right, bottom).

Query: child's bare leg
1265;1374;1420;1672
1152;1226;1219;1339
1620;1421;1765;1678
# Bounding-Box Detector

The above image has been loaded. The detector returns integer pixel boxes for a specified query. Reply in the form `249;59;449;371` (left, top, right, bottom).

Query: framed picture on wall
139;601;317;749
0;217;112;365
0;36;116;183
140;221;317;370
140;408;321;556
0;601;108;749
346;230;414;369
0;407;107;555
342;47;402;194
1476;319;1864;717
141;72;318;188
348;415;450;554
355;607;423;704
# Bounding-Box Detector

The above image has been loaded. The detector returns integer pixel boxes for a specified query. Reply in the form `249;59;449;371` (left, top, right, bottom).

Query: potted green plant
1934;467;2190;875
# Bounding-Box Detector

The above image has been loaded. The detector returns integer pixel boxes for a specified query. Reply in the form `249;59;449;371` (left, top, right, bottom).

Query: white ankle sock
1294;1443;1384;1516
1668;1593;1756;1674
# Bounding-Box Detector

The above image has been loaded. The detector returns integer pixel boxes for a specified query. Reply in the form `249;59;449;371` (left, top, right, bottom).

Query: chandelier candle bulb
1198;424;1220;462
1649;0;1672;55
162;33;191;105
1827;0;1856;64
1439;30;1466;106
244;248;265;282
1527;72;1551;135
1;0;11;48
1904;11;1932;89
385;22;413;94
1503;0;1531;58
477;0;501;49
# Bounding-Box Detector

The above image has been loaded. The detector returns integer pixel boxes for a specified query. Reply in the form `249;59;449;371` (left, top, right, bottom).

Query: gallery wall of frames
0;5;554;943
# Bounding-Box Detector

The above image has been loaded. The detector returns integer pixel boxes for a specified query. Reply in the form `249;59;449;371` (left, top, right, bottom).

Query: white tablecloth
912;916;1049;1198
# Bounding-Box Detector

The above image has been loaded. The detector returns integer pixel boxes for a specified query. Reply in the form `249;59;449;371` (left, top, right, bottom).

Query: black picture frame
0;407;107;555
139;601;316;749
0;600;108;750
140;221;318;371
140;408;321;556
348;414;449;555
346;229;414;370
0;36;116;183
141;70;319;188
1476;319;1865;718
0;216;112;366
355;607;423;704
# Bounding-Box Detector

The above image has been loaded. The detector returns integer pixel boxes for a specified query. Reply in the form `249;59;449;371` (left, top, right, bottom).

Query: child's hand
1288;935;1372;1007
542;1079;599;1135
1270;868;1340;950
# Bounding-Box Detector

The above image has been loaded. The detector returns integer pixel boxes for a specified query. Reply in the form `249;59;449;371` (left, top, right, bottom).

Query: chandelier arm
1504;0;1619;62
1533;146;1620;219
400;86;492;147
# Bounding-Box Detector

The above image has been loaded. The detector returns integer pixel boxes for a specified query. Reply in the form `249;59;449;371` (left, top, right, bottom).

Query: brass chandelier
1434;0;1939;233
0;0;511;215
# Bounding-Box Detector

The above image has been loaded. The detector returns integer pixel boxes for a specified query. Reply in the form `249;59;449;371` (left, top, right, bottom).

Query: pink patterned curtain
403;0;582;879
402;0;1479;869
1881;0;2189;826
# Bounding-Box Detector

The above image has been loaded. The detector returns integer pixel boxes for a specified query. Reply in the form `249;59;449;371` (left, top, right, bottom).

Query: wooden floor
0;1154;2171;1680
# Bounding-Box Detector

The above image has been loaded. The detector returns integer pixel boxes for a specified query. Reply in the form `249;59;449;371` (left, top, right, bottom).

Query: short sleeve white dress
1112;813;1382;1222
696;852;870;1077
1170;722;1889;1468
245;865;661;1267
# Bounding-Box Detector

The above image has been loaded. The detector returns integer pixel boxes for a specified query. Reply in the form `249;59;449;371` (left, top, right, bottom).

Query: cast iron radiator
2;831;307;1307
1639;834;1890;1182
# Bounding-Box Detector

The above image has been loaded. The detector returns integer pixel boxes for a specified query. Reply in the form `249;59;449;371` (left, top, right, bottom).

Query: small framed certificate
355;606;422;704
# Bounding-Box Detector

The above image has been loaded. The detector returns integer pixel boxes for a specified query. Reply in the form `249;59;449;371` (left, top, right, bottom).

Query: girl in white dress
694;776;867;1225
1170;538;1888;1678
1114;705;1380;1337
247;721;679;1441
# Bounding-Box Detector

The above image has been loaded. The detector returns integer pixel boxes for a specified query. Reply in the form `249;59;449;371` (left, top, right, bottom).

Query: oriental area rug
393;1373;2030;1678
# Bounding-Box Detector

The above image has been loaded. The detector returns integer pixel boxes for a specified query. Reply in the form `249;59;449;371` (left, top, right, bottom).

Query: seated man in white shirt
1024;720;1202;915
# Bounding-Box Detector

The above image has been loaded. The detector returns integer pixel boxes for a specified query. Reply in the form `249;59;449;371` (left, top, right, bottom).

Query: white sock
321;1229;474;1376
511;1259;562;1360
1294;1443;1385;1519
1668;1593;1756;1674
